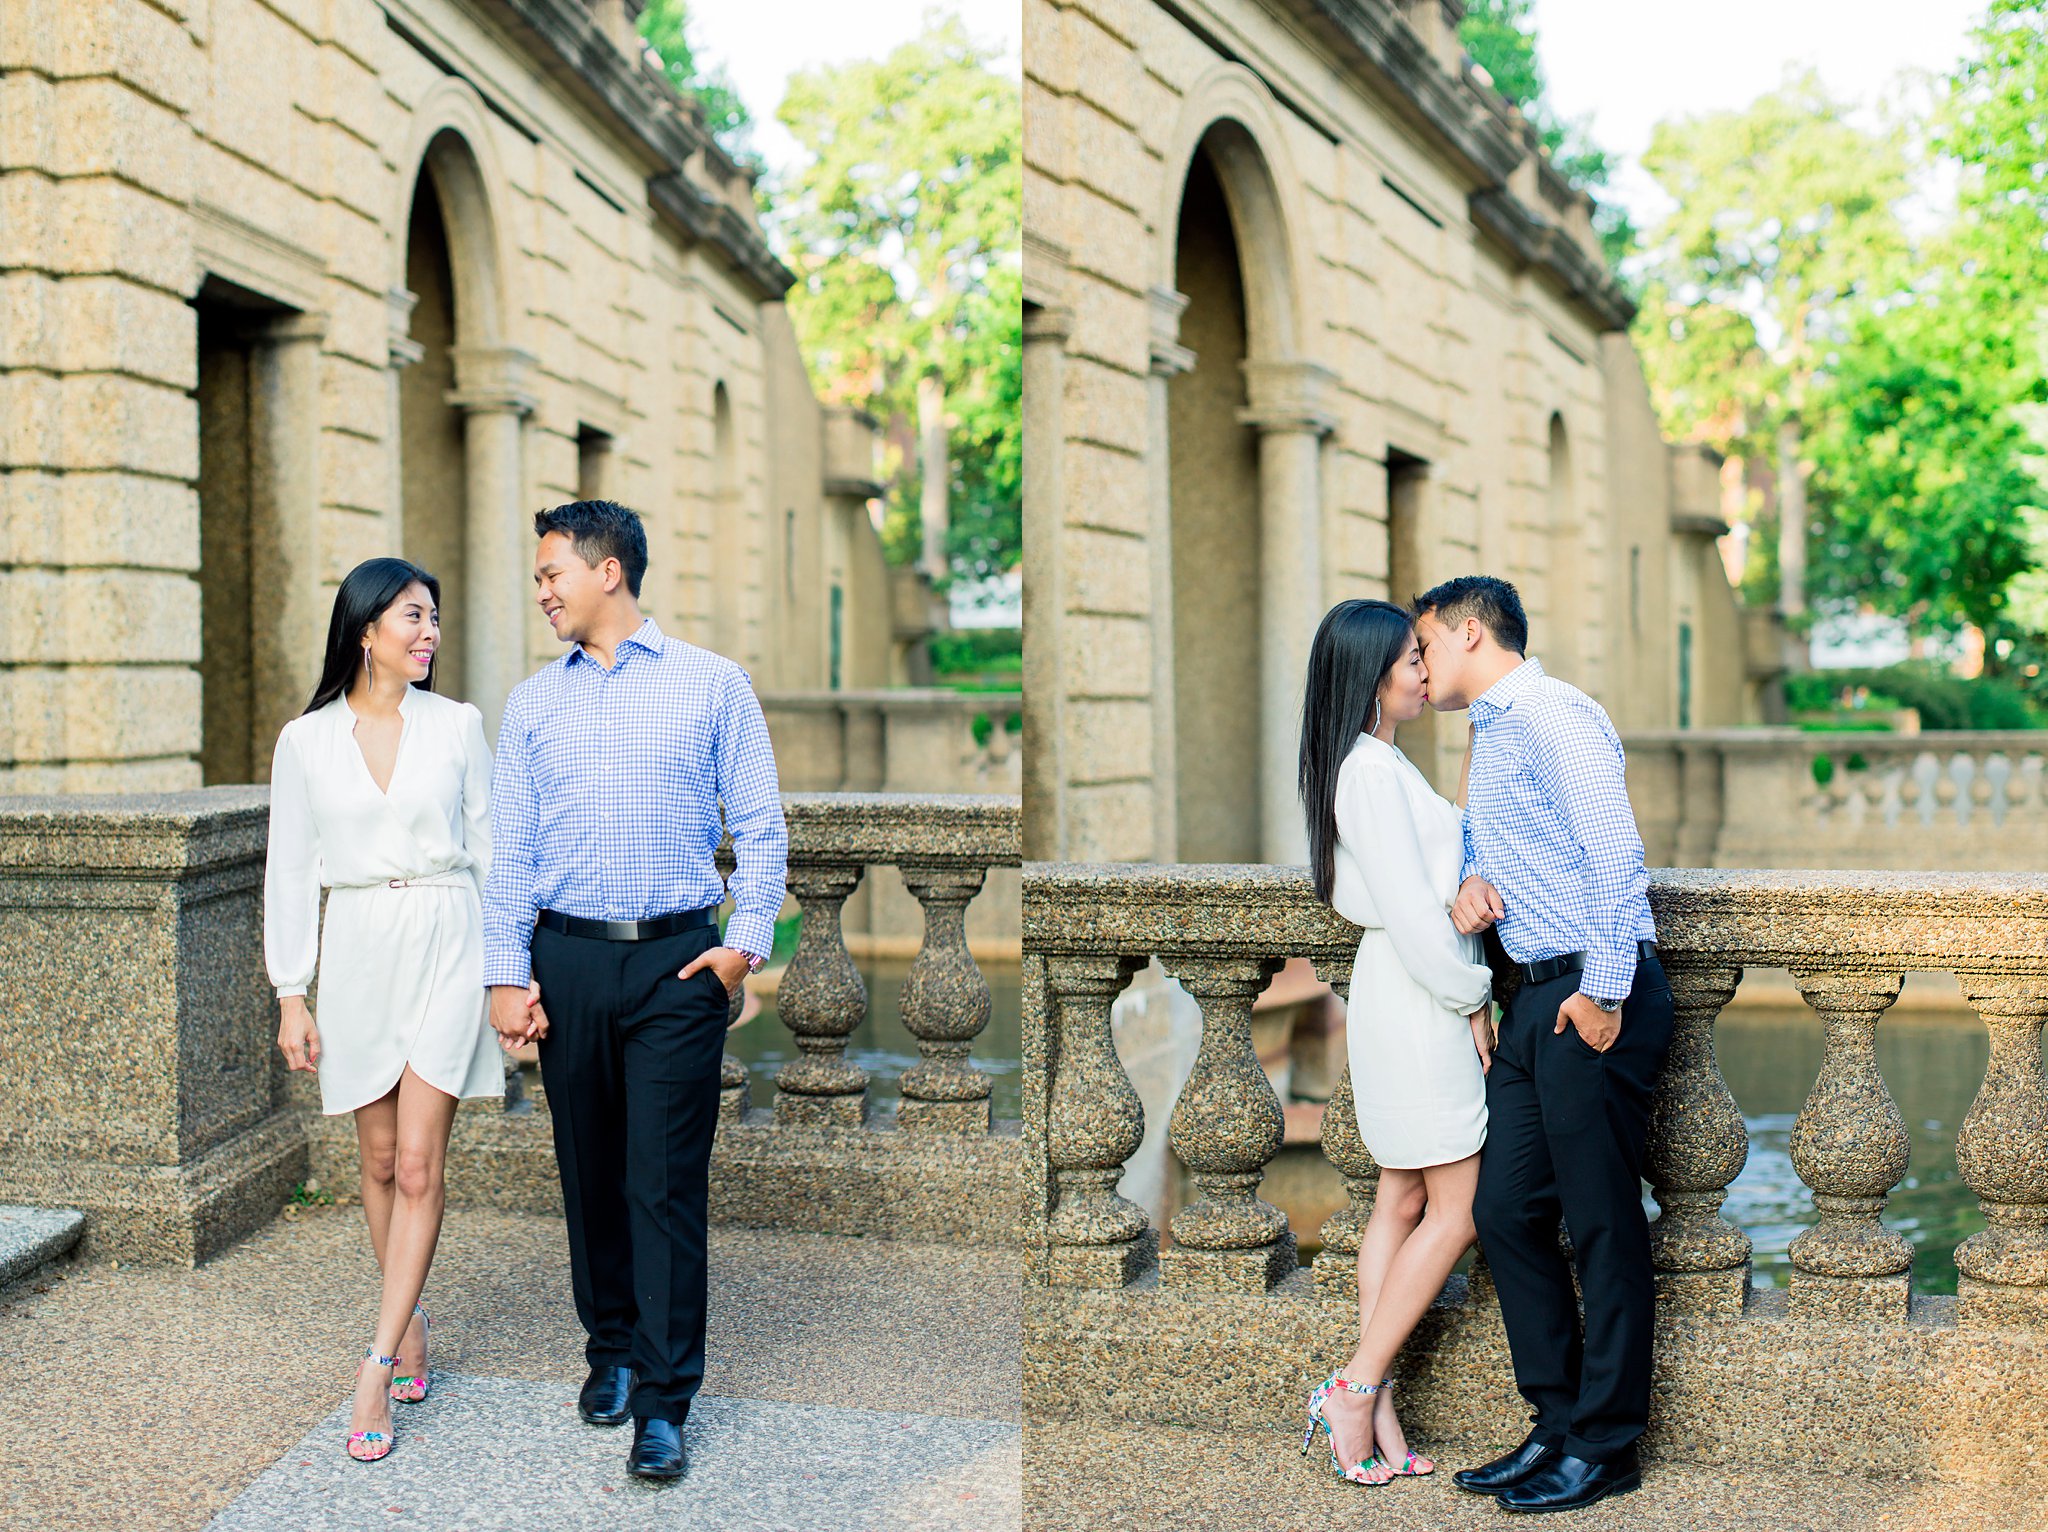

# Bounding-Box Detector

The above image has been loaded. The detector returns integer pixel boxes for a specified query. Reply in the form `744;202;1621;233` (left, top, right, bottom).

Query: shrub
1785;663;2041;730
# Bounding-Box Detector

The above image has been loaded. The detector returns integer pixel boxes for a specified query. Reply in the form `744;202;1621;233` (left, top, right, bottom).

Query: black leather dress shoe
1451;1433;1559;1495
577;1365;634;1426
628;1416;686;1480
1497;1447;1641;1513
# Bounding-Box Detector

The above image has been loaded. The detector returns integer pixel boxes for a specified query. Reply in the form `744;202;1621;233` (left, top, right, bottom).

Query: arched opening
711;383;742;657
1168;144;1263;864
400;167;469;696
1545;412;1577;682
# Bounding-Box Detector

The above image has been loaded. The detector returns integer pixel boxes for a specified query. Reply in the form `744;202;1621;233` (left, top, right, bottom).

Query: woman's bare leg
355;1092;399;1264
348;1069;459;1445
1355;1154;1482;1469
1320;1168;1427;1481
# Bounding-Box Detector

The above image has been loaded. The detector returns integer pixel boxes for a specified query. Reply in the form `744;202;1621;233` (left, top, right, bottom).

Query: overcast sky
683;0;1021;178
1531;0;1988;226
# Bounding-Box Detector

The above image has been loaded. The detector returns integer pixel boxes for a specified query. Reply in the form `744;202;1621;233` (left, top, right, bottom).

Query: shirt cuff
1579;949;1638;1003
724;913;777;967
484;956;534;989
275;985;309;1000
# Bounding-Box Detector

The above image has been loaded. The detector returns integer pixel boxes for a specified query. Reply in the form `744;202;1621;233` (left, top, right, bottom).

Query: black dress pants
1473;956;1674;1463
532;920;728;1423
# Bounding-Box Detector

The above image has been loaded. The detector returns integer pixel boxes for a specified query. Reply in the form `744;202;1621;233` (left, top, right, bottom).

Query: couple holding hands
1296;576;1673;1515
263;499;786;1481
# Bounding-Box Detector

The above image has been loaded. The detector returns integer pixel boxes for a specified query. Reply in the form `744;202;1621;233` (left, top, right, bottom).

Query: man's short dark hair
535;500;648;598
1413;575;1528;656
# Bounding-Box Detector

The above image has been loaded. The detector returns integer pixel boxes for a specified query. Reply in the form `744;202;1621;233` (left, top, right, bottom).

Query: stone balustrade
1022;863;2048;1481
1626;729;2048;872
1023;863;2048;1326
0;788;1020;1263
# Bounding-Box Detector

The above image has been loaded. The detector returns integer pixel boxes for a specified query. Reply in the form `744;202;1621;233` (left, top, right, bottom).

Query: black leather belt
1519;940;1658;987
536;907;717;942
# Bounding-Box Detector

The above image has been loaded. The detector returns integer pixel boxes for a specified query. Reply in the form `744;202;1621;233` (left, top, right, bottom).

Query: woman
1296;598;1497;1487
265;557;503;1462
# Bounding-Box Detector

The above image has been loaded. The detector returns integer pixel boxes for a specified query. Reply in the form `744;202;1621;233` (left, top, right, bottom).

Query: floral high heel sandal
389;1303;430;1403
1376;1375;1435;1476
1301;1372;1389;1486
347;1347;403;1462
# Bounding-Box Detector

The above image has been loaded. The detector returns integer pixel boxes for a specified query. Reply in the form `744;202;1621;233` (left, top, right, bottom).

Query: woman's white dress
264;687;503;1115
1328;733;1496;1169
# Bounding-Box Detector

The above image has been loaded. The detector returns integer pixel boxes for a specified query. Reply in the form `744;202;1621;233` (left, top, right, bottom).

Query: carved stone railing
1626;729;2048;872
0;788;1020;1263
1024;863;2048;1328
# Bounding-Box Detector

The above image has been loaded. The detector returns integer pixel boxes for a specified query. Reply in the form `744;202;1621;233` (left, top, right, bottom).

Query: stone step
0;1206;85;1289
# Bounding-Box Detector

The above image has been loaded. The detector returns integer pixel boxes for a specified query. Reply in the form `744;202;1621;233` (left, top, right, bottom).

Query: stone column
771;863;869;1127
447;345;538;738
385;288;422;552
1786;967;1912;1320
1044;953;1150;1286
1020;299;1073;860
1645;961;1751;1312
1241;359;1336;864
1308;970;1383;1298
896;864;994;1134
241;312;328;766
1146;286;1193;864
1953;976;2048;1325
1158;955;1293;1291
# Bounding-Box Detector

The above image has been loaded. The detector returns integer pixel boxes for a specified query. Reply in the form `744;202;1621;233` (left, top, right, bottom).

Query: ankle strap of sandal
1326;1372;1382;1396
364;1347;403;1368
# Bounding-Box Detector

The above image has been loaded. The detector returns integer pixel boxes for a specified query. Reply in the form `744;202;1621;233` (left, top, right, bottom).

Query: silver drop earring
362;645;372;685
1370;698;1382;736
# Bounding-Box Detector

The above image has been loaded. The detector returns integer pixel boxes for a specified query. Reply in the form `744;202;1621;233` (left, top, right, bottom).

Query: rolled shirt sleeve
715;665;788;962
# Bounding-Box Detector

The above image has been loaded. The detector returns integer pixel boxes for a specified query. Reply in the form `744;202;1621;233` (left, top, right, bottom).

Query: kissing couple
1295;575;1673;1515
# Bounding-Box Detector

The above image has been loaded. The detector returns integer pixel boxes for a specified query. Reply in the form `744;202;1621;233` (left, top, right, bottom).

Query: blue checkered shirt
1461;658;1655;1001
482;617;788;988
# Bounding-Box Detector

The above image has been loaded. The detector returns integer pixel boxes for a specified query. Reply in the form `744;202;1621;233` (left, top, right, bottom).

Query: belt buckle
388;877;406;889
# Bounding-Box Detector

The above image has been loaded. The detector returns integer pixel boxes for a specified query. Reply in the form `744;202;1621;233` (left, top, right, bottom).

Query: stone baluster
719;1052;750;1126
1044;953;1151;1286
1308;973;1380;1298
1645;961;1751;1312
1158;955;1293;1291
1953;977;2048;1326
896;863;994;1134
772;863;869;1127
1786;967;1912;1319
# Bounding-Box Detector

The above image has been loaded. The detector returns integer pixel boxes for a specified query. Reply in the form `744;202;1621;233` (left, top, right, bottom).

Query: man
1412;575;1672;1514
482;500;787;1481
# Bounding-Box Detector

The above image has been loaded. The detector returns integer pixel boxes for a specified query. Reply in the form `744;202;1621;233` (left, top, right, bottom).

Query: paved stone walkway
0;1207;1018;1530
1025;1418;2048;1532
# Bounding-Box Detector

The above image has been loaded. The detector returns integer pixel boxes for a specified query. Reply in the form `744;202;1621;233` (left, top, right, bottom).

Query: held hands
277;996;321;1073
1556;990;1620;1053
1451;875;1504;935
678;945;750;998
489;980;550;1053
1469;1007;1494;1076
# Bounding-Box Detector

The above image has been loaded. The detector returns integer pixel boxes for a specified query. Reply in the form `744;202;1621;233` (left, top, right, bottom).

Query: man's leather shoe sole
1498;1465;1641;1513
627;1456;686;1481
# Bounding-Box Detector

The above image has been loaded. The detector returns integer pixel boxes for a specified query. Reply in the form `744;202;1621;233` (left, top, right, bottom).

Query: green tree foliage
770;15;1022;584
637;0;752;153
1457;0;1634;270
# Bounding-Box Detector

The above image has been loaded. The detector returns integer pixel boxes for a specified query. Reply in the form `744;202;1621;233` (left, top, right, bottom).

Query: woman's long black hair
303;558;441;715
1298;599;1417;904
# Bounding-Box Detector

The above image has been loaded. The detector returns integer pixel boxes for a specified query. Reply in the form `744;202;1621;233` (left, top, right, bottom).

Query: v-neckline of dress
343;692;412;798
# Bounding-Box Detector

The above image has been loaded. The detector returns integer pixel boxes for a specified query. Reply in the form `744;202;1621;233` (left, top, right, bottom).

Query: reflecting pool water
1714;1006;1987;1295
722;957;1025;1124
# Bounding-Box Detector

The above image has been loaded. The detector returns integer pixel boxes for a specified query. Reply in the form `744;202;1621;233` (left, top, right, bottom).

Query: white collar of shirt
1470;656;1545;726
565;616;665;670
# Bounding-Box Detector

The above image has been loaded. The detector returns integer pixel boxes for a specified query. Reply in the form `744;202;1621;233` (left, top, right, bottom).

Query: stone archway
1151;77;1329;864
389;95;531;734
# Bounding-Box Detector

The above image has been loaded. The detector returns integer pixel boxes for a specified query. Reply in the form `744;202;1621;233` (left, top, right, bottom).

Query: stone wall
0;788;1022;1262
1022;0;1753;862
1021;860;2048;1480
1;0;916;791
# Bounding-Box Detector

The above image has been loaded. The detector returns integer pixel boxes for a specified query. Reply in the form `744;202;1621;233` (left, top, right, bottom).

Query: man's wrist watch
1590;994;1624;1014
